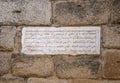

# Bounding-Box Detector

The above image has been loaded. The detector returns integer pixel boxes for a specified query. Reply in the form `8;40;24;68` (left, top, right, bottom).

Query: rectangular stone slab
21;27;100;55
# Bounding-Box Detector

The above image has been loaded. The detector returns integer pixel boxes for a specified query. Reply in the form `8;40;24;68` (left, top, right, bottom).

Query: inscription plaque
22;27;100;55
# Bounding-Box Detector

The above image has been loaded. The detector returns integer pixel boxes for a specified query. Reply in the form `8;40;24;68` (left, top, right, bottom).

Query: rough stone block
73;79;120;83
0;77;26;83
53;0;111;25
0;52;11;76
111;0;120;23
27;78;70;83
103;50;120;79
73;79;102;83
12;54;54;77
54;56;100;79
103;25;120;48
0;0;51;25
0;26;16;51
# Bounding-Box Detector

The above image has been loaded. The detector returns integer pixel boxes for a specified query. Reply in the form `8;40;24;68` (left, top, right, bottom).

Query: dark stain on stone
116;60;120;63
88;60;100;74
77;4;83;8
0;29;1;33
77;56;100;74
0;46;13;52
113;0;120;6
12;10;21;13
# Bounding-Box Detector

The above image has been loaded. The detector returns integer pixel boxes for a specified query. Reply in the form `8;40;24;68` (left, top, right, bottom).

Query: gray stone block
12;54;54;77
0;52;11;76
53;0;111;25
102;25;120;48
54;55;100;79
0;0;51;25
0;26;16;51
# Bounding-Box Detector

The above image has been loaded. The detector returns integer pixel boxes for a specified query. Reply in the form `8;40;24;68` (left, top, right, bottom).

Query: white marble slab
21;27;100;55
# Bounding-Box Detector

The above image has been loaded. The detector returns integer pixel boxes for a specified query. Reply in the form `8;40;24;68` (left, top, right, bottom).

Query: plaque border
21;26;101;55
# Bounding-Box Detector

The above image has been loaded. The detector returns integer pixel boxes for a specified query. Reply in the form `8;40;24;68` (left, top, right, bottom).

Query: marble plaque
21;27;100;55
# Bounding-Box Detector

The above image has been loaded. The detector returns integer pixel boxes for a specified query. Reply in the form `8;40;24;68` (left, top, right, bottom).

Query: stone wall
0;0;120;83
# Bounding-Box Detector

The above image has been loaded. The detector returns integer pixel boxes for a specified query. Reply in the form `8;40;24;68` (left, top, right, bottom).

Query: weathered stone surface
14;27;22;53
103;50;120;79
0;76;26;83
27;78;70;83
0;52;11;76
12;54;54;77
111;0;120;23
0;26;16;51
53;0;111;25
103;25;120;48
73;79;120;83
54;55;100;78
0;0;51;25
